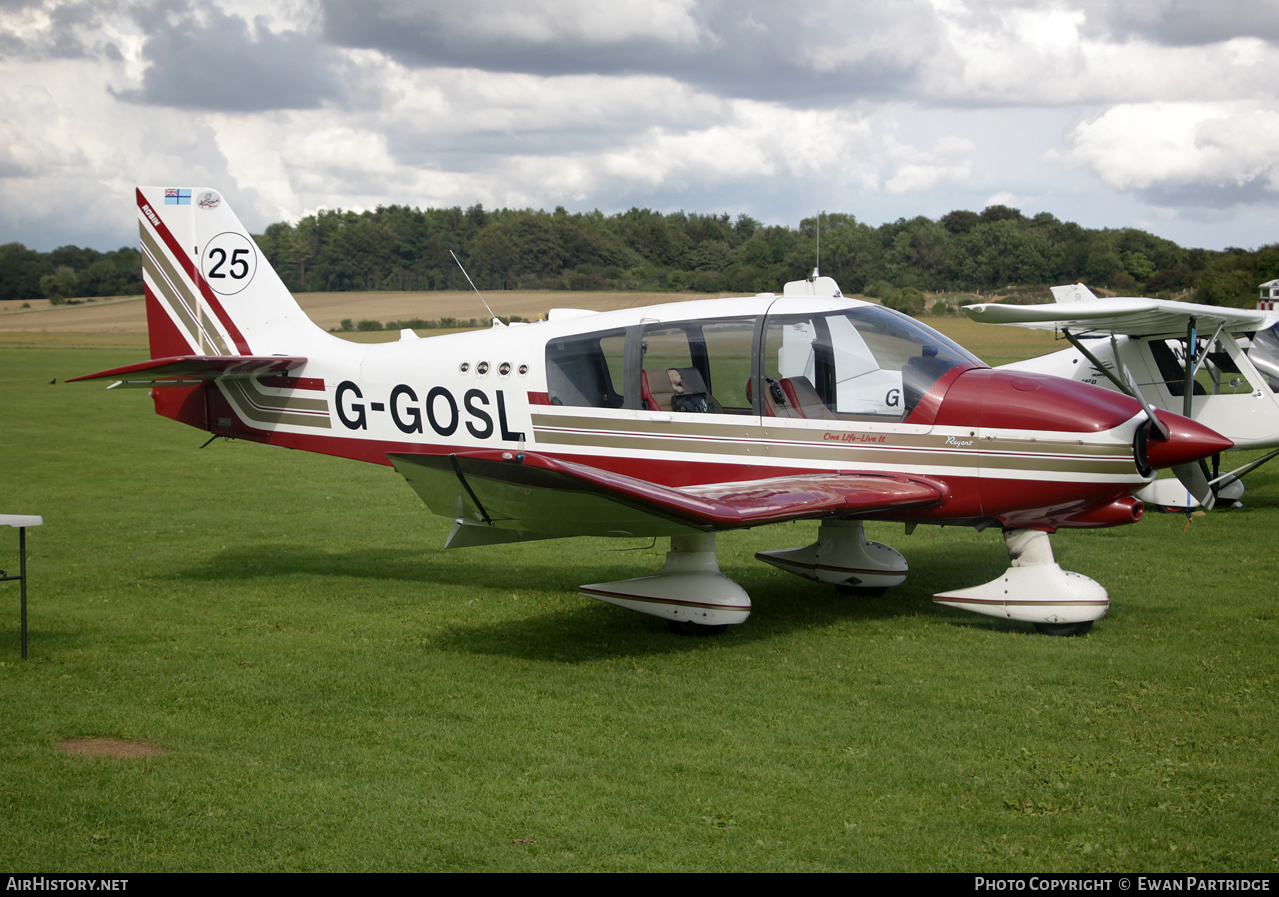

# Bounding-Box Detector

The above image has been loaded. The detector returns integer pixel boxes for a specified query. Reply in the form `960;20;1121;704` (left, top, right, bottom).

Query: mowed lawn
0;323;1276;871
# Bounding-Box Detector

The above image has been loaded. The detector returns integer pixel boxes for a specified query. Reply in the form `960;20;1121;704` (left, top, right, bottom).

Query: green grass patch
0;345;1275;871
0;331;149;352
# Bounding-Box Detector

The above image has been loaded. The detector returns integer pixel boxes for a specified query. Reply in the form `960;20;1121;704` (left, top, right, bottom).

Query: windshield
764;305;984;421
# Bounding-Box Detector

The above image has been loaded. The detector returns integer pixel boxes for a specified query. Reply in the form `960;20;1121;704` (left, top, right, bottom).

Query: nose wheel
667;620;729;636
835;585;888;597
1033;621;1094;637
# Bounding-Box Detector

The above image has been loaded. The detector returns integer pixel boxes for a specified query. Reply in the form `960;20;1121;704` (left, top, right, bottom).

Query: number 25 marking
207;247;250;279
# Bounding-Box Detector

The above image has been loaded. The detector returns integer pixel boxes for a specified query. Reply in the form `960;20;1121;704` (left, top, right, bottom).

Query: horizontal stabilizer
70;355;308;388
390;449;945;538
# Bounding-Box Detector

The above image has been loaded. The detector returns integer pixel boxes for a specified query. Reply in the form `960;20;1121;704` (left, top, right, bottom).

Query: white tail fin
136;187;325;358
1049;282;1099;304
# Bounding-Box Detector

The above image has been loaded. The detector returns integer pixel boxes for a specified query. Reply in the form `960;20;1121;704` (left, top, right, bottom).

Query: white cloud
930;3;1278;106
4;0;1279;252
0;50;243;247
796;1;953;76
882;133;973;194
1067;102;1279;204
451;0;702;45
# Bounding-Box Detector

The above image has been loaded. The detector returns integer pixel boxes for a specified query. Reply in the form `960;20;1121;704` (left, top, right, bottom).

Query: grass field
0;305;1275;871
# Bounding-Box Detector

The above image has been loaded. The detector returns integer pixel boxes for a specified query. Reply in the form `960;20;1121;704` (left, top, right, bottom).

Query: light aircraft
966;283;1279;511
72;188;1231;637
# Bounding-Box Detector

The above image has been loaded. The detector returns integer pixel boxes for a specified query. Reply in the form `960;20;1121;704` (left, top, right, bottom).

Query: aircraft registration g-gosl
73;187;1232;636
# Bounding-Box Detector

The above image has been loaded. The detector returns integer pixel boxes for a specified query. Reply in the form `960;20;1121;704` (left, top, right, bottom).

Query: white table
1;515;43;659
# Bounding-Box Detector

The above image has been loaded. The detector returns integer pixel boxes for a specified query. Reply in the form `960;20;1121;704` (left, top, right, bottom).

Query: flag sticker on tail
164;188;191;205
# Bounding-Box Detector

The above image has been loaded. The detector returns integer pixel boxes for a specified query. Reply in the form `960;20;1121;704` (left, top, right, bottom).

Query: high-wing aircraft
72;188;1231;637
966;283;1279;511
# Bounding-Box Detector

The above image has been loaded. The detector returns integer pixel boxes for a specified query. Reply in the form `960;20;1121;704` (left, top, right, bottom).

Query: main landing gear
579;525;1106;636
755;519;909;592
579;533;752;632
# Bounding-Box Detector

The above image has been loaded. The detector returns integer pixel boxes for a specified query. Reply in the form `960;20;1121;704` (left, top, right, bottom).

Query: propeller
1124;370;1217;509
1172;460;1216;511
1125;370;1170;442
1061;327;1227;510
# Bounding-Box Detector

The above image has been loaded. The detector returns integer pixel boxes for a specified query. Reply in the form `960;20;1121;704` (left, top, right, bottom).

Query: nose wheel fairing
932;528;1108;628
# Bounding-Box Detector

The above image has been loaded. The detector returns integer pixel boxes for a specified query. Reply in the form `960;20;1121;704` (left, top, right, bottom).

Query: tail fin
136;187;323;358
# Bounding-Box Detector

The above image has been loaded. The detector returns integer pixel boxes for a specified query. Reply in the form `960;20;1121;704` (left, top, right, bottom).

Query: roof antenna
811;211;822;280
450;249;505;328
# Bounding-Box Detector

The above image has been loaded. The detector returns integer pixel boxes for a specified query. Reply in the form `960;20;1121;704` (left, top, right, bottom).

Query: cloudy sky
3;0;1279;253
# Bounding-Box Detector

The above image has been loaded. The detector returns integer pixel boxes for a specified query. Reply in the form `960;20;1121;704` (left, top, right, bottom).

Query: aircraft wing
965;296;1278;338
390;449;945;540
70;355;308;388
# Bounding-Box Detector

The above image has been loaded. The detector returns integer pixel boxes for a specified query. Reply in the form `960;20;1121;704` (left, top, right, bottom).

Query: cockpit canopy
545;302;985;422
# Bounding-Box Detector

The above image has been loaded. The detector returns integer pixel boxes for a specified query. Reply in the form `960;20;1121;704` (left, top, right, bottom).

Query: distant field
0;291;1063;365
0;290;707;334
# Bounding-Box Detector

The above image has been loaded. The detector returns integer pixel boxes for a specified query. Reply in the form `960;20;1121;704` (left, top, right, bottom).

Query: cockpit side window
639;318;756;414
701;320;755;411
1150;337;1257;397
545;329;627;408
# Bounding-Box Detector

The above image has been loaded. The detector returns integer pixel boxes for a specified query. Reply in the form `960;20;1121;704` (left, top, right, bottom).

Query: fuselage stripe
529;429;1133;475
141;229;230;355
220;380;332;429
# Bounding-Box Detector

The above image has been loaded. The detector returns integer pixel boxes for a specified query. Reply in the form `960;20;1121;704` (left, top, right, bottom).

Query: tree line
3;204;1277;309
0;243;142;304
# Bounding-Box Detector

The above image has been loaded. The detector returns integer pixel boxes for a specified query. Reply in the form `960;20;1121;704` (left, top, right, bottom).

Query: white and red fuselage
74;187;1231;633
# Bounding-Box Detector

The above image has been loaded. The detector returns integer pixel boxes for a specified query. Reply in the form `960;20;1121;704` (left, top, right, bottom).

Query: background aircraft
72;188;1229;636
966;283;1279;510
